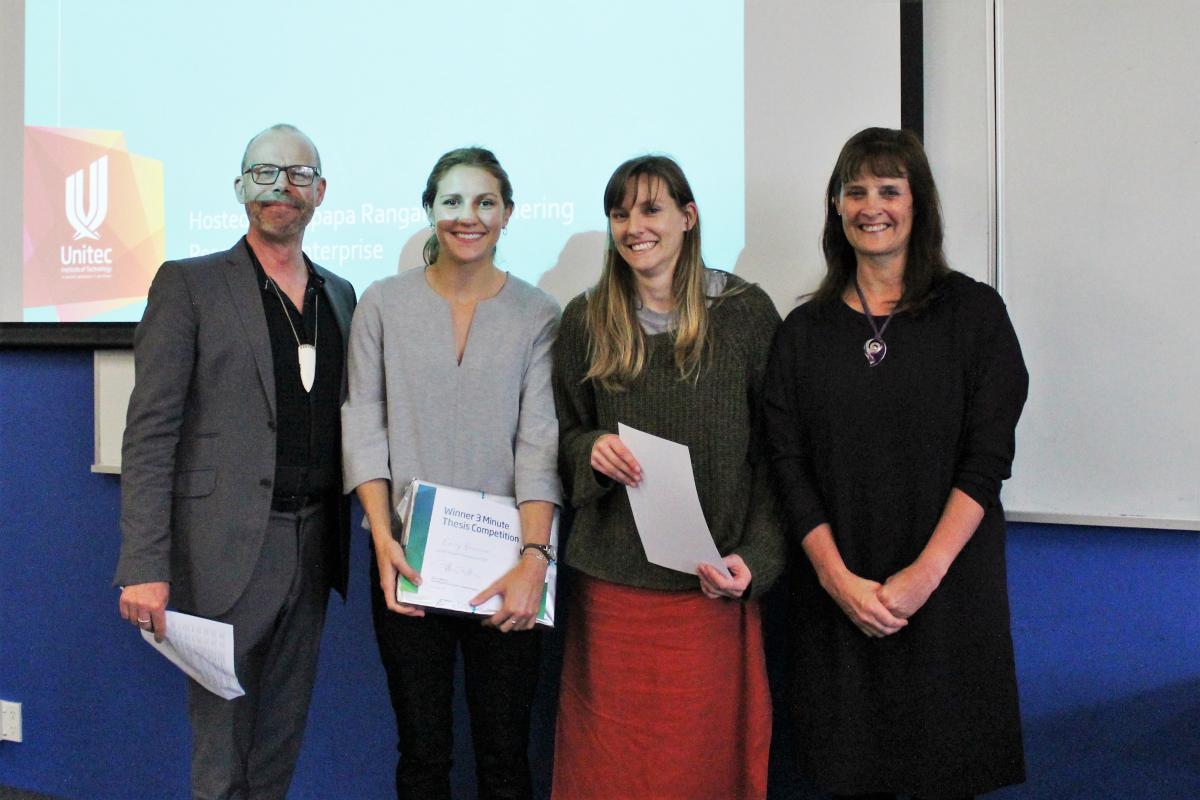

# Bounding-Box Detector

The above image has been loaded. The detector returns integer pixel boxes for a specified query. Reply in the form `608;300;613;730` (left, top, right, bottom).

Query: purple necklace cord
854;280;898;338
854;279;899;367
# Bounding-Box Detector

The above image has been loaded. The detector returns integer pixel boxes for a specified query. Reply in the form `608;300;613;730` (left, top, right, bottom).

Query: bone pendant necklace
267;277;318;392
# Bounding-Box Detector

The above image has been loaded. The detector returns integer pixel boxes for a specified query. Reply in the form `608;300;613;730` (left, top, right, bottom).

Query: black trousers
370;561;542;800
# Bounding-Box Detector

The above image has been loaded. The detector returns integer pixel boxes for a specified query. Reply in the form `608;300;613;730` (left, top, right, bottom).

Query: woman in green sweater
550;155;785;799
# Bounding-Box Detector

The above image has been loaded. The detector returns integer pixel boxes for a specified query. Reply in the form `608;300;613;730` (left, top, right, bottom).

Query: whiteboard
996;0;1200;529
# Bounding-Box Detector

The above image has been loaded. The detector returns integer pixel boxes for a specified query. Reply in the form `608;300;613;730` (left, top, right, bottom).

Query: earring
502;227;508;236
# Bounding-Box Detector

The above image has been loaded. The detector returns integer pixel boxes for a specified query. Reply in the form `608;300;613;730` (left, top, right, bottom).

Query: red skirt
552;574;772;800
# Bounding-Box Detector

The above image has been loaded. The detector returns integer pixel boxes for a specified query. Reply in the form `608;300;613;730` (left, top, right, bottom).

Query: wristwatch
520;543;557;563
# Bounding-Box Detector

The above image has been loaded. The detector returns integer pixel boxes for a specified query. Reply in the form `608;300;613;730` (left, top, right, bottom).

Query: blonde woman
550;155;785;799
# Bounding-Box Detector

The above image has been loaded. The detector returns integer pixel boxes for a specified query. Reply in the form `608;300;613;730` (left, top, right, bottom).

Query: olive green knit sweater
551;272;785;598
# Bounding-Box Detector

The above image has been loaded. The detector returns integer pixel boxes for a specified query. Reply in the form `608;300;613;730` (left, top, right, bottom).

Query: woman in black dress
763;127;1028;799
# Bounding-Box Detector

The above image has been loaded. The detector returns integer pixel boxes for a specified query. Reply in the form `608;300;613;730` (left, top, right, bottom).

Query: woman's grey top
636;268;728;334
341;266;562;529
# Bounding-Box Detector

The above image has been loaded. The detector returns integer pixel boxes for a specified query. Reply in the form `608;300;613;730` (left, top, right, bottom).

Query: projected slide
19;1;743;323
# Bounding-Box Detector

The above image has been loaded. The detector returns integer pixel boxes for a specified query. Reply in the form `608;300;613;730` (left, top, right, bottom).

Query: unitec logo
65;155;109;240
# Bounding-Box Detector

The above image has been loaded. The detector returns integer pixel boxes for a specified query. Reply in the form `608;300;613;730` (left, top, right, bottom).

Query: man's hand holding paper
119;580;170;642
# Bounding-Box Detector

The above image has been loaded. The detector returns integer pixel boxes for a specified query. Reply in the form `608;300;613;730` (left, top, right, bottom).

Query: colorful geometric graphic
23;127;164;321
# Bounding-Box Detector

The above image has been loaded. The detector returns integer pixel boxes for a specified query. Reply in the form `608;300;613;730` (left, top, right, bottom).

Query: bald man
115;124;356;799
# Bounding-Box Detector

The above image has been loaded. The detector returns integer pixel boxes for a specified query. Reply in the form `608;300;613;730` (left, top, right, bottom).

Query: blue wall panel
2;351;1197;798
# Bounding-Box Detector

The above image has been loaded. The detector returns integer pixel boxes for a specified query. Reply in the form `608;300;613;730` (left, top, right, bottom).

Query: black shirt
245;239;343;501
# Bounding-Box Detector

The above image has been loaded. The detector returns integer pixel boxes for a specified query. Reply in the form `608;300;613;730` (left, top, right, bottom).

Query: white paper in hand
618;423;732;578
141;610;244;700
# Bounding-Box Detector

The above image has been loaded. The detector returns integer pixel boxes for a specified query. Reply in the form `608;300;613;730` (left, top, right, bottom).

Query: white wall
923;0;993;286
740;0;901;312
924;0;1200;528
0;0;23;320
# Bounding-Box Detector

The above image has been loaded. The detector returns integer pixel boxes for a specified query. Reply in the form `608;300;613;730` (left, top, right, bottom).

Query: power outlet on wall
0;700;22;743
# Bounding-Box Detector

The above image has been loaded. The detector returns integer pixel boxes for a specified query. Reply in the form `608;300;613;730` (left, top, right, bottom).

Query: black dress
763;272;1028;798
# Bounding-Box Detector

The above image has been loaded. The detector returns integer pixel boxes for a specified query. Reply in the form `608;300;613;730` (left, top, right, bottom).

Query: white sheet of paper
141;610;244;700
618;423;731;578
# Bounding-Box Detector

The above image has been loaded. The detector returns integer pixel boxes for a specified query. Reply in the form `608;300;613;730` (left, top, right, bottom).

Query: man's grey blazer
114;240;357;617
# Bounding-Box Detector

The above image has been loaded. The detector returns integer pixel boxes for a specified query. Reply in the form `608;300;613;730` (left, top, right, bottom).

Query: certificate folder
397;479;558;627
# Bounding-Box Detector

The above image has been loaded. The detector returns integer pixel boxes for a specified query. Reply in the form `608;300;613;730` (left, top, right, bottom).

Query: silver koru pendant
864;337;886;367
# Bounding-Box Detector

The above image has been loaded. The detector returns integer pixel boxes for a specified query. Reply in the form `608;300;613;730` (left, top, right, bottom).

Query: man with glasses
115;123;356;799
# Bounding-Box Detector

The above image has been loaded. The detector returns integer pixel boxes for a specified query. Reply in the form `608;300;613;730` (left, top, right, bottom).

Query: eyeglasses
243;163;321;186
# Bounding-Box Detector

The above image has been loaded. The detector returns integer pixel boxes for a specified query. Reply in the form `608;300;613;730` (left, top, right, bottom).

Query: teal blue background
25;1;744;319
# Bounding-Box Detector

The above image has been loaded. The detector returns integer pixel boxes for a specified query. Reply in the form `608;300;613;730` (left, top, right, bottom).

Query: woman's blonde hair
586;155;726;391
